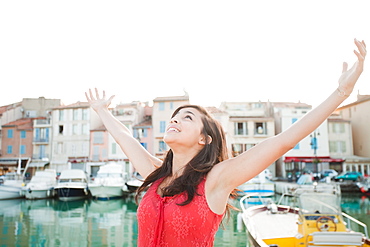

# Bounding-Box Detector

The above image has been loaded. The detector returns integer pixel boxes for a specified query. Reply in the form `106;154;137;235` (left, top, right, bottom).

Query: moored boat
54;169;89;201
0;159;31;200
21;169;57;199
124;171;144;194
357;177;370;197
88;162;127;200
239;184;370;247
0;172;26;200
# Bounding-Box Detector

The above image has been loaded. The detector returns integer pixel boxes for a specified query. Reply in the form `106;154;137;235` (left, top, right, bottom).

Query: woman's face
163;107;206;149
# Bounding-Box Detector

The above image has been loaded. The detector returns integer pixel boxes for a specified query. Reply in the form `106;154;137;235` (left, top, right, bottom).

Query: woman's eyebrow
183;110;195;116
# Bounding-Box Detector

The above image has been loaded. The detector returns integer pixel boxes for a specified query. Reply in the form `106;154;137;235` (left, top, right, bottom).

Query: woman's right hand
85;88;115;112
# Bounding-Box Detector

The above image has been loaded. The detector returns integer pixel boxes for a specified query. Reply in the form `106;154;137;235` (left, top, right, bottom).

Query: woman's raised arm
211;39;367;193
85;88;162;178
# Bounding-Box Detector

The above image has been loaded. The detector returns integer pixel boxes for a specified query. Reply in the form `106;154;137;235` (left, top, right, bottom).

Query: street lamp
310;130;320;179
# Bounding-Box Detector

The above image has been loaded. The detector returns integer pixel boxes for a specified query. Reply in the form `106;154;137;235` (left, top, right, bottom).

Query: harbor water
0;193;369;247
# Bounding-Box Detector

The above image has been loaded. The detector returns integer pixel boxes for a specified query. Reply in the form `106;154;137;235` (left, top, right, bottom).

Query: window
159;141;167;152
133;129;138;139
329;141;347;153
20;145;26;155
252;103;262;108
332;123;345;133
143;128;148;137
141;142;148;149
82;109;88;120
160;121;166;133
234;122;248;135
59;110;64;121
159;102;165;111
231;143;255;157
7;129;13;138
94;132;104;144
36;128;49;142
255;122;267;135
73;124;78;135
339;141;346;152
73;109;79;120
7;145;12;154
93;146;100;161
82;124;88;135
59;125;64;134
170;102;174;110
20;130;26;139
102;148;108;159
232;143;245;157
39;145;46;159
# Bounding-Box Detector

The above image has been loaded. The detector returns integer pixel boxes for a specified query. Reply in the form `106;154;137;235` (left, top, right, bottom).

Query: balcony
33;119;51;126
33;138;49;144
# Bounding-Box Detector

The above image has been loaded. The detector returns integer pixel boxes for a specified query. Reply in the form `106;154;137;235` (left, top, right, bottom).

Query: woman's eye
185;115;192;120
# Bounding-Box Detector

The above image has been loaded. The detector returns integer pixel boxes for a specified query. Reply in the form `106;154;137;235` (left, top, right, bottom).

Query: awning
29;162;49;168
284;156;345;163
0;161;18;166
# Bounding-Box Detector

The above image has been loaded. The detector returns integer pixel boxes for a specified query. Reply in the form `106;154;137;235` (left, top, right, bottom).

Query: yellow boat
239;184;370;247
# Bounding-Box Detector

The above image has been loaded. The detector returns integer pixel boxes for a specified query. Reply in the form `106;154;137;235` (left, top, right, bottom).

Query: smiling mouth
167;127;180;133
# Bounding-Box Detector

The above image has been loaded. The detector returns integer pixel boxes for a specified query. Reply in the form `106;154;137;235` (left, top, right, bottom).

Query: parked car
334;171;363;182
320;169;338;179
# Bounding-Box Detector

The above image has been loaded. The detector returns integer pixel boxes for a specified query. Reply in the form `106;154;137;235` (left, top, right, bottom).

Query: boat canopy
298;192;341;215
97;163;123;174
59;169;87;179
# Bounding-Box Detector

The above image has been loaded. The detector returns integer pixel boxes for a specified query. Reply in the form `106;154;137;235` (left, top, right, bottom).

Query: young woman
86;39;366;247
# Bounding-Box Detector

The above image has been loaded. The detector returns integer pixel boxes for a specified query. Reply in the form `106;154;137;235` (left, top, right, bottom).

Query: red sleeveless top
137;177;224;247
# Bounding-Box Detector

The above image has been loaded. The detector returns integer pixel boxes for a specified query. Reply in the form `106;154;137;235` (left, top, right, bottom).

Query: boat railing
341;212;369;238
239;193;270;212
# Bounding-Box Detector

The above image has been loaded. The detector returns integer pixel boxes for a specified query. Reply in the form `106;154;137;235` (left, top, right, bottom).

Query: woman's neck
171;150;197;177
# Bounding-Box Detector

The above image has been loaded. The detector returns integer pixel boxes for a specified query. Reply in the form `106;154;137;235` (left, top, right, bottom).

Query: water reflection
0;194;368;246
341;194;370;236
0;197;139;247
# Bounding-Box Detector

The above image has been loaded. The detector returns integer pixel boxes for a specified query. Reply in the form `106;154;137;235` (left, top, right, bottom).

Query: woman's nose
170;118;179;124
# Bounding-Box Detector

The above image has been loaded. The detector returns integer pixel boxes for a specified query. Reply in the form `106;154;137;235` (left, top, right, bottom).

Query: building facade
219;101;276;175
0;97;61;175
152;95;190;158
334;94;370;175
50;102;101;172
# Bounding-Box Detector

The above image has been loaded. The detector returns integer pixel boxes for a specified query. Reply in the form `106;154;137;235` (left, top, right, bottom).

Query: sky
1;0;369;109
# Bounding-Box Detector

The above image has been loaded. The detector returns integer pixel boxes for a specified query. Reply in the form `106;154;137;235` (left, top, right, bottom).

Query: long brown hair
136;105;237;212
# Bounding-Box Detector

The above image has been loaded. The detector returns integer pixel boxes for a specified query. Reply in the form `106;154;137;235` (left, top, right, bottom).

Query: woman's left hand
337;39;366;97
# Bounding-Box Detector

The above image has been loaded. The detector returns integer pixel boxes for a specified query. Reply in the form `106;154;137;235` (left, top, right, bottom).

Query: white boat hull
0;183;24;200
89;185;124;199
23;188;55;199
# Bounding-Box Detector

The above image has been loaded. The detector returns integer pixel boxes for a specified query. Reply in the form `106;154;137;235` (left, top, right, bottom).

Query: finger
342;62;348;73
108;95;115;103
88;88;96;101
354;39;367;57
85;92;90;102
103;90;106;99
354;50;365;65
95;88;100;99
